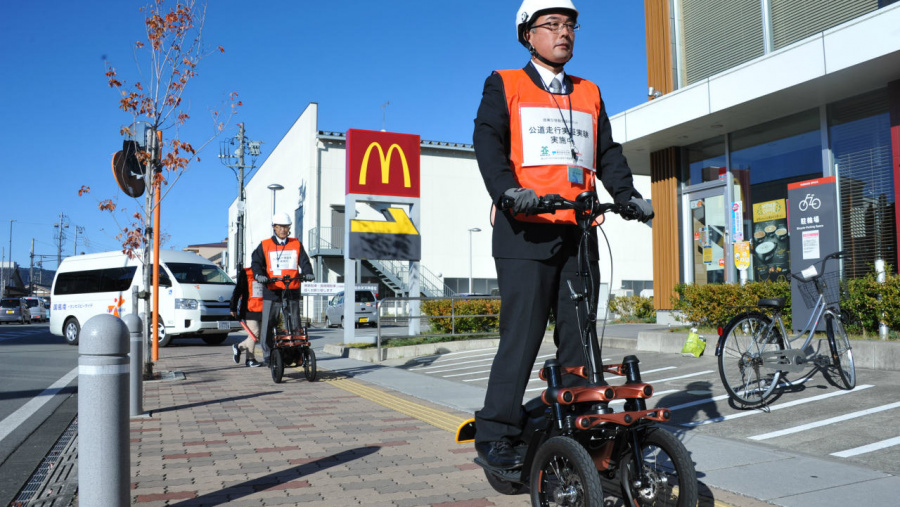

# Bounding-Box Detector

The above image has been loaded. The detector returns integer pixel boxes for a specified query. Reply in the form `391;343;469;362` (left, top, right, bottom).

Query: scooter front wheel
530;436;603;506
618;427;697;507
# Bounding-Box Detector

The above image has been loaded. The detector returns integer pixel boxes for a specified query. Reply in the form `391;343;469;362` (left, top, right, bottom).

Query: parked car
324;290;379;328
0;298;32;324
22;297;48;322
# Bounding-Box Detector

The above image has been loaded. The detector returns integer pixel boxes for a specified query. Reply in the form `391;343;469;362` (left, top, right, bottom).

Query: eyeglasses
531;21;579;34
274;224;290;229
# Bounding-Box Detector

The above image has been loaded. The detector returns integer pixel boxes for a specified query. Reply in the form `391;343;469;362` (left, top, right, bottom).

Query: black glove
255;274;269;284
303;273;314;282
503;187;539;214
628;197;654;223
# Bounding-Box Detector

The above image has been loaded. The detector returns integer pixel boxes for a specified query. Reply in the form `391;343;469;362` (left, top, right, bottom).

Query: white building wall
228;103;654;293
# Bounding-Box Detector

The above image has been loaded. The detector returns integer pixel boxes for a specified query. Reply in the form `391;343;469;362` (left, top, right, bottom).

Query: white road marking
749;401;900;440
831;436;900;458
681;385;874;427
0;367;78;443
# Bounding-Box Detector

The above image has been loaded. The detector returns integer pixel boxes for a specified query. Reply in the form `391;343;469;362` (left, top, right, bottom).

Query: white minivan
50;250;241;346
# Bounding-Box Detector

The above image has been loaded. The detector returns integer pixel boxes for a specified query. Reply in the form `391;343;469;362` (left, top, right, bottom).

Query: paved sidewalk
125;350;524;507
18;324;900;506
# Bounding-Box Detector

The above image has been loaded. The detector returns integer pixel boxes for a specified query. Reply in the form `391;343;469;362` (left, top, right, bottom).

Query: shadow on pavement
168;446;382;506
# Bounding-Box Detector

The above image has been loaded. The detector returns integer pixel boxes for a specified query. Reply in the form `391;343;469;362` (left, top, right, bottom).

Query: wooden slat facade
651;148;681;310
645;1;681;310
644;0;674;96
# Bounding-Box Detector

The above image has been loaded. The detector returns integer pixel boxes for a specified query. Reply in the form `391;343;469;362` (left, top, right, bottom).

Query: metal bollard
78;314;130;507
124;313;144;417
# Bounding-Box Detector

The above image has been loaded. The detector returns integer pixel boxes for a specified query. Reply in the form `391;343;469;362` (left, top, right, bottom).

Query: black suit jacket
473;62;642;260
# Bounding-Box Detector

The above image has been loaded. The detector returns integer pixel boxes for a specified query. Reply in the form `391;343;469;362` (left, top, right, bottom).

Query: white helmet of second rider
271;212;292;226
516;0;579;47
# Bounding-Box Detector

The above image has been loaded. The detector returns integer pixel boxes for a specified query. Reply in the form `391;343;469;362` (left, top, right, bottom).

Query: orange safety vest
243;268;263;313
261;237;303;290
497;68;600;225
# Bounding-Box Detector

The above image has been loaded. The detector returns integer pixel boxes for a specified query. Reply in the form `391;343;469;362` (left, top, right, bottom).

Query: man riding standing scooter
251;212;314;367
472;0;653;469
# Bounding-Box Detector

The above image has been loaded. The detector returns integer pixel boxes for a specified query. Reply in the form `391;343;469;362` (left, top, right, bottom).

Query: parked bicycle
716;251;855;407
264;274;317;384
457;191;698;507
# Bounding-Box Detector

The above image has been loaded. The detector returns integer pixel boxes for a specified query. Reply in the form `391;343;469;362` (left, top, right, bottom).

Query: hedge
672;280;793;329
672;272;900;337
609;295;656;321
421;298;501;334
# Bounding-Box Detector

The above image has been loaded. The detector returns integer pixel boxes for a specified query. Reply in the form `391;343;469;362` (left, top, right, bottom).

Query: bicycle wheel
303;347;317;382
827;313;856;390
717;311;784;407
271;348;284;384
618;427;698;507
530;436;604;507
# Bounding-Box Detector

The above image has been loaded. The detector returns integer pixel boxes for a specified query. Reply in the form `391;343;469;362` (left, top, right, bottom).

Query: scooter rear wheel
618;427;697;507
530;436;603;506
303;347;317;381
271;349;284;384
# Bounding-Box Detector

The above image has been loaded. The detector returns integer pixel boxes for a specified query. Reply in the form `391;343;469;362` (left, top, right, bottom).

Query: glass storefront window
829;89;896;277
685;136;726;185
729;109;823;282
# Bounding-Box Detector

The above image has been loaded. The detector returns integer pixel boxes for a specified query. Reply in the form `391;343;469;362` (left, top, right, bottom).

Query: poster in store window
751;198;789;282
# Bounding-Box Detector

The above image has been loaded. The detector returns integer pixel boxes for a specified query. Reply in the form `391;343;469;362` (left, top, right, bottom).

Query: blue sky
0;0;647;271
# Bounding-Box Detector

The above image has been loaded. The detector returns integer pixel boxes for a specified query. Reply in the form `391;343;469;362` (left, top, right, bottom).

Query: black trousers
258;297;300;362
474;247;600;444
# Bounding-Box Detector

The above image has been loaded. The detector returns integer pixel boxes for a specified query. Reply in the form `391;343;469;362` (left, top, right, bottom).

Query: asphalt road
0;323;78;506
385;335;900;478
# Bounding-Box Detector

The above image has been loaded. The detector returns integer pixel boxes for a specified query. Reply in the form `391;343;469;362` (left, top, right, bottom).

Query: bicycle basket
797;271;842;309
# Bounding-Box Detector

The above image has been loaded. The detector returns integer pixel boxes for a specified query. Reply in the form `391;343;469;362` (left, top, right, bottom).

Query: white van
50;250;241;346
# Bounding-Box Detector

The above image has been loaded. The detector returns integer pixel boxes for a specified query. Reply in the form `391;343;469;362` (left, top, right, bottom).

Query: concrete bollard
78;314;130;507
124;313;144;417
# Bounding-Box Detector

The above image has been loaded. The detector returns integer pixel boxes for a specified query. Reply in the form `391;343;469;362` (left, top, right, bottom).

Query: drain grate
11;416;78;507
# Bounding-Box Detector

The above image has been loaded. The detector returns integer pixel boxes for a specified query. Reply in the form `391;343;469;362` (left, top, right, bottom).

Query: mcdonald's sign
347;129;420;198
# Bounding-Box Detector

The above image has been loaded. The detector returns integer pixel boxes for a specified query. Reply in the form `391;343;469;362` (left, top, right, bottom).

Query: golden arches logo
359;142;412;188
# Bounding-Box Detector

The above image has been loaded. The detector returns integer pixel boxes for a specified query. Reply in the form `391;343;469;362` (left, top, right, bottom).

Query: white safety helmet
271;212;292;226
516;0;579;47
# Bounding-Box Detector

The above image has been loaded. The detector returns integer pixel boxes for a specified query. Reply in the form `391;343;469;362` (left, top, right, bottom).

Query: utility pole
219;123;262;273
29;239;34;296
73;226;85;255
54;213;69;268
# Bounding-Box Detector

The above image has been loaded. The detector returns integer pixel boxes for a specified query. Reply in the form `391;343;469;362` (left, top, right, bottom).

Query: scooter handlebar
500;191;641;221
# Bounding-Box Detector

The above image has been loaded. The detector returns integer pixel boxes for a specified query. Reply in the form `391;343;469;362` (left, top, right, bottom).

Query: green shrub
421;298;501;334
672;280;792;329
609;295;656;322
842;271;900;335
672;272;900;338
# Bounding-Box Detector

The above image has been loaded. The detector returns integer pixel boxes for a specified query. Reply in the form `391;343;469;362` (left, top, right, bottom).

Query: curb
326;330;900;371
636;331;900;371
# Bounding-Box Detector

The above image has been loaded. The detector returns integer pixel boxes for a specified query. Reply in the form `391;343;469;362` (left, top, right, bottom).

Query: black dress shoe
475;440;524;469
232;344;241;364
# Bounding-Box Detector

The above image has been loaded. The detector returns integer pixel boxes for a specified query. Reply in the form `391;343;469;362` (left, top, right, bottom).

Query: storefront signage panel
787;176;840;331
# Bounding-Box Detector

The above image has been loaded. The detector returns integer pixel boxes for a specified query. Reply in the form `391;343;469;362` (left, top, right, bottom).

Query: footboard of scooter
456;418;476;443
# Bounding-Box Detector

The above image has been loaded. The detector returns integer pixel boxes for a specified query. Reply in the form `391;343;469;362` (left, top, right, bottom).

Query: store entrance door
685;182;732;285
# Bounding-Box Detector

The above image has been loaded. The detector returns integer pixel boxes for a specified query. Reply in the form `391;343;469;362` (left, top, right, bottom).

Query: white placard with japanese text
519;106;595;170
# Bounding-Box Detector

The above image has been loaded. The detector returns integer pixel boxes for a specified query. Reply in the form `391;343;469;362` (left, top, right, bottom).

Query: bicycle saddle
757;297;786;308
